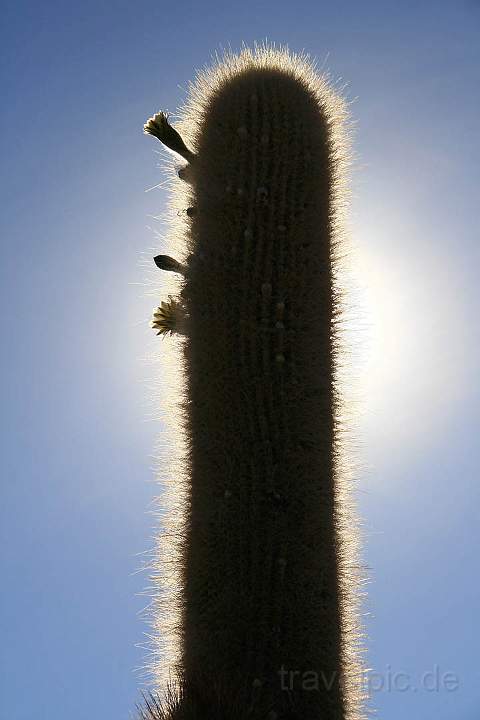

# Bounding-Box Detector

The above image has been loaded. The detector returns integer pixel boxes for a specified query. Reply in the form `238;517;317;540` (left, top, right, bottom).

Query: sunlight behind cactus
140;41;366;720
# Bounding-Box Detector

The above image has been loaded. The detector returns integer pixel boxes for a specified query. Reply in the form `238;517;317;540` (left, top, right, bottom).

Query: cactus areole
141;44;366;720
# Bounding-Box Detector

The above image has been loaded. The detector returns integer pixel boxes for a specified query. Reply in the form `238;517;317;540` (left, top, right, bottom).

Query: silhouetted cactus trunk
141;44;365;720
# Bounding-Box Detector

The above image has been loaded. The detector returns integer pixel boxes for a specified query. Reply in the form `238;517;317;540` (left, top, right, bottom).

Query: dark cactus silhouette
140;43;366;720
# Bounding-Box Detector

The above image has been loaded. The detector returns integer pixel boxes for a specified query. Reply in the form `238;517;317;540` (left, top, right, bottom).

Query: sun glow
352;219;472;463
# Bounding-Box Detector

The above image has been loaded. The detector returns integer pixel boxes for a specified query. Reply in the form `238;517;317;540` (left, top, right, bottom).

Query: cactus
140;43;366;720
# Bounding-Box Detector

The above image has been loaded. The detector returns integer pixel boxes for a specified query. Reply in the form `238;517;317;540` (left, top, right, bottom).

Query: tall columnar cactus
140;43;365;720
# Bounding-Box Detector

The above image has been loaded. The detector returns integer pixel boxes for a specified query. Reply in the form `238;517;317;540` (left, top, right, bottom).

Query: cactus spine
142;43;365;720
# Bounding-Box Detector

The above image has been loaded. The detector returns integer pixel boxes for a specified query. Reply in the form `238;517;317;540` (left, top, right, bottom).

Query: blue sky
1;1;479;718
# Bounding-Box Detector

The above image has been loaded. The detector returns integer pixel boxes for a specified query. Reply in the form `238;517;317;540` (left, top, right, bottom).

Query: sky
1;1;479;718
